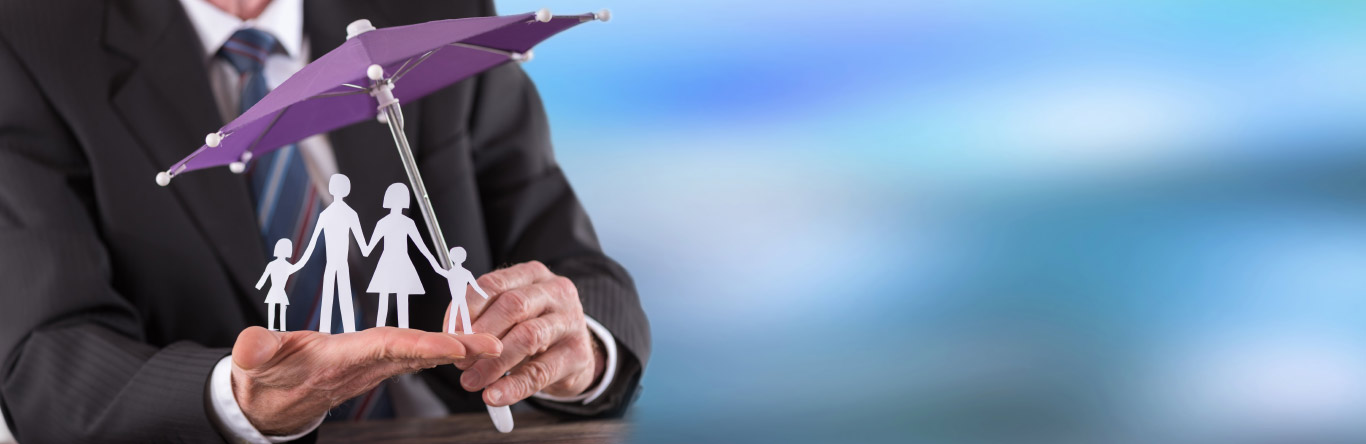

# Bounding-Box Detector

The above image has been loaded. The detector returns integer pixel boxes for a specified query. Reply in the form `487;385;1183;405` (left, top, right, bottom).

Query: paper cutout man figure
436;246;489;334
362;183;441;329
295;174;368;333
255;239;302;331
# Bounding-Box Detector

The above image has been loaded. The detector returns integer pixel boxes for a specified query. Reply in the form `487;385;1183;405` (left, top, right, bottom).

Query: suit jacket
0;1;650;442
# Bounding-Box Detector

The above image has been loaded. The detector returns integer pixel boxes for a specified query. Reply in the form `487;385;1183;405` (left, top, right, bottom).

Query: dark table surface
317;409;628;444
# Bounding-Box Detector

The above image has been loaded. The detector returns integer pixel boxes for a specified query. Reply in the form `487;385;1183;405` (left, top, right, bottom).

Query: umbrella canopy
157;9;606;184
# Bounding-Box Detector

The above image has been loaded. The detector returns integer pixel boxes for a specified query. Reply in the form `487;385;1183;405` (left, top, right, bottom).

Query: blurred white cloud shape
1151;330;1366;437
998;66;1218;166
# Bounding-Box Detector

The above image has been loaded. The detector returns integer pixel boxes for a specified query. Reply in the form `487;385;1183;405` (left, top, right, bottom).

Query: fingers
461;313;578;391
483;339;592;406
468;261;554;317
479;261;555;295
470;279;560;338
442;303;452;333
451;278;558;369
233;326;283;370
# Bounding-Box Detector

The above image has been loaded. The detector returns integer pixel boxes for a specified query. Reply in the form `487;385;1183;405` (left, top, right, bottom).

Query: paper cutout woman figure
295;174;369;333
255;239;302;331
361;183;441;329
436;246;489;334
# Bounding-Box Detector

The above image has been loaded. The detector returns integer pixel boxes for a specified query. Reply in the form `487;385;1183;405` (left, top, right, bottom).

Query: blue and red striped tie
219;28;394;421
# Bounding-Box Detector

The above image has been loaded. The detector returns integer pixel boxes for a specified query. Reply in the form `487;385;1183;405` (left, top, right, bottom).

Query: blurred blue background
501;1;1366;443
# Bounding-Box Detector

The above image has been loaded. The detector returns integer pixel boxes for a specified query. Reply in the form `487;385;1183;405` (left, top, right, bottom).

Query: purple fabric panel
175;92;374;173
227;15;523;130
460;16;586;52
249;93;376;157
389;47;510;105
356;14;531;66
233;41;371;126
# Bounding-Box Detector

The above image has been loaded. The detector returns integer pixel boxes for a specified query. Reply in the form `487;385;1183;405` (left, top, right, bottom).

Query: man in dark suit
0;0;650;442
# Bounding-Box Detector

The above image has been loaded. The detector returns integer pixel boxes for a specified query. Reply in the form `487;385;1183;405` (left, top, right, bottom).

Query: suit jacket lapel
104;0;267;316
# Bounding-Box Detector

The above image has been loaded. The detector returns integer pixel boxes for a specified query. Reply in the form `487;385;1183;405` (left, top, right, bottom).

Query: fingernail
486;387;502;404
462;368;482;390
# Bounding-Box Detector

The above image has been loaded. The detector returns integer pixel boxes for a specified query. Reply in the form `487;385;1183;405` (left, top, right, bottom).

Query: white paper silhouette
361;183;441;329
255;239;302;331
435;246;489;334
295;174;368;333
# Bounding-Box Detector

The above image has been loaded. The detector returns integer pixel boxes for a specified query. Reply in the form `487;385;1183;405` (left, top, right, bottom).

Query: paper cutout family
255;173;488;334
165;10;612;432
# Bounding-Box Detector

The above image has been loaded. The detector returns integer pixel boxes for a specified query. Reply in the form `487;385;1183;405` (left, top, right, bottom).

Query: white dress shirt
177;1;618;442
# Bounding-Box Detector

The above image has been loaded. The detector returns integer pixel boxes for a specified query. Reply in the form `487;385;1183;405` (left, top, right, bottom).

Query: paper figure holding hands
255;239;302;331
295;174;368;333
436;246;489;334
361;183;442;329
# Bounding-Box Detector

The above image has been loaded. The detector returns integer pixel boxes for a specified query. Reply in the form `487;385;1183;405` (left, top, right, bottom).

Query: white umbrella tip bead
512;50;534;63
367;64;385;81
346;19;375;40
229;161;246;174
155;171;171;186
205;132;222;148
377;112;389;124
595;9;611;22
536;8;552;22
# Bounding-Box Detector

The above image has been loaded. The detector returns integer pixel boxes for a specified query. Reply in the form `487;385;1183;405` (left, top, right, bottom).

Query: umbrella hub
346;19;376;40
368;65;399;112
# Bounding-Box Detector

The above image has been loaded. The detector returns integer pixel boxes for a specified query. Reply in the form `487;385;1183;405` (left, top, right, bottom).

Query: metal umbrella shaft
381;103;453;271
381;99;516;433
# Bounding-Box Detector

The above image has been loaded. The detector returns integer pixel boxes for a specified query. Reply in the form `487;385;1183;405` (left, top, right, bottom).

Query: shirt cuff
209;356;325;443
530;316;618;405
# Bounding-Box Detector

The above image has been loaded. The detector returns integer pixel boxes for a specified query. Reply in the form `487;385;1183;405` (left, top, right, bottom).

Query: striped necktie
218;28;329;334
218;28;393;420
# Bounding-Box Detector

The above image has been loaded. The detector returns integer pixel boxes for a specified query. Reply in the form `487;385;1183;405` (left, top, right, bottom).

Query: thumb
232;326;283;370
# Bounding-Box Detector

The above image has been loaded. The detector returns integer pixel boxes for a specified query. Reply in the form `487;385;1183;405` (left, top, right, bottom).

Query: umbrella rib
170;131;235;176
447;42;517;58
391;48;441;83
307;89;371;100
172;149;204;175
341;83;367;90
524;13;595;24
389;55;417;80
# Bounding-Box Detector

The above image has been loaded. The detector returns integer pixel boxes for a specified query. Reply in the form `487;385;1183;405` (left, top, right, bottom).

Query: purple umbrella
156;8;611;432
159;8;604;178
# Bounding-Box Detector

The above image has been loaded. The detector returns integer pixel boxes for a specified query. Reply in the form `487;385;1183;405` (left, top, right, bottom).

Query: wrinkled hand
446;261;606;407
230;327;502;435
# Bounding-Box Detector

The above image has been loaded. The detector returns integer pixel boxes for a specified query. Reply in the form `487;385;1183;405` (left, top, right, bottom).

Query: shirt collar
178;0;304;59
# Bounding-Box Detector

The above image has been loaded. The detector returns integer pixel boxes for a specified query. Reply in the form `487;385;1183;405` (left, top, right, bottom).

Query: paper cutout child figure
254;239;302;331
362;183;441;329
295;174;368;333
436;246;489;334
